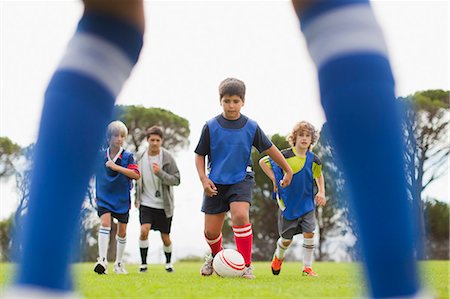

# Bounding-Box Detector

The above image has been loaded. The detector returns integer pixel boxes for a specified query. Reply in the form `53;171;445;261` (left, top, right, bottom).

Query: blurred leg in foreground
293;0;425;297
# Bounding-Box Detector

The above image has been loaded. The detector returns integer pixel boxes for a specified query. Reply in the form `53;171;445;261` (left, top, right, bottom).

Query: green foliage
424;199;449;259
0;136;21;178
0;216;13;262
1;261;448;298
116;105;190;152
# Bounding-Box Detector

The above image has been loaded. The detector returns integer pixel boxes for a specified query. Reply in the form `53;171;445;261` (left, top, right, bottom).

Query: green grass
1;261;448;298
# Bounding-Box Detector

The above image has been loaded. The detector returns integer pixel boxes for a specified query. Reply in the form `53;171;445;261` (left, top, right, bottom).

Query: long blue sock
15;14;143;291
299;1;419;297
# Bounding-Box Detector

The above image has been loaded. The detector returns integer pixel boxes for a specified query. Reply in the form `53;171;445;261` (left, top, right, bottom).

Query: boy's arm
106;160;141;180
314;174;326;206
264;145;293;187
155;159;180;186
195;154;218;197
258;157;277;192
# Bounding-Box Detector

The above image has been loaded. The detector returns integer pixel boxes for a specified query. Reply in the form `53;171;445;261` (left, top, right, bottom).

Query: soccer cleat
302;267;318;277
200;254;214;276
242;265;256;279
165;263;174;273
114;262;128;274
94;258;107;275
271;255;283;275
139;264;148;273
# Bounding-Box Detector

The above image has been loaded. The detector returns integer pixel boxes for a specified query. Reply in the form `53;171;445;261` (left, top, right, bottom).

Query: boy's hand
135;201;140;208
105;159;117;171
201;177;218;197
152;162;160;174
315;192;326;206
272;180;278;193
280;170;293;188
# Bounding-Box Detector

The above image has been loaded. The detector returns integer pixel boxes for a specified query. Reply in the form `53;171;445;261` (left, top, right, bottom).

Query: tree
400;90;449;258
0;215;13;262
423;199;449;259
401;90;449;203
0;136;21;178
314;123;358;261
115;105;190;152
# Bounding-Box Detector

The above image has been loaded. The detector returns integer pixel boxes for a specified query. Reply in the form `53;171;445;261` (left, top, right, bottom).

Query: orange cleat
271;255;284;275
302;267;319;277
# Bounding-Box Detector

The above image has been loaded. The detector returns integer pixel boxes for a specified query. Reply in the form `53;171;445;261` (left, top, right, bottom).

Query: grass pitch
1;261;448;298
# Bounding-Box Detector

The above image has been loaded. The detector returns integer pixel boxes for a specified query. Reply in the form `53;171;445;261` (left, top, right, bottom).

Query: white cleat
113;262;128;274
200;254;214;276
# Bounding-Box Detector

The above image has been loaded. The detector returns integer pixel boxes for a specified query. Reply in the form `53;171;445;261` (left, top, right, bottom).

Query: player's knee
281;238;292;247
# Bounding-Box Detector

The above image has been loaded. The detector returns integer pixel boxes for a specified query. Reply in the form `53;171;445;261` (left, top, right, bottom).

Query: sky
0;0;449;263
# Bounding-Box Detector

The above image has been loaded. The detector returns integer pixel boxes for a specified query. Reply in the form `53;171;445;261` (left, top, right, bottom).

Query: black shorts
139;205;173;234
201;174;254;214
97;206;129;224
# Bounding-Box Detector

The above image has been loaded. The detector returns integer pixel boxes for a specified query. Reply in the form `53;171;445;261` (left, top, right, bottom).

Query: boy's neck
295;145;308;156
109;145;121;155
148;147;160;156
222;112;241;121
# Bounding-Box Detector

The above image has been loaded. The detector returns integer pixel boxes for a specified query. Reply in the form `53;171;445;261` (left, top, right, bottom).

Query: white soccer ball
213;249;245;277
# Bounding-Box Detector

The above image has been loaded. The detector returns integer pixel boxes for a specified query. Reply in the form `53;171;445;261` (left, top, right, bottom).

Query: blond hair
106;120;128;141
287;121;318;147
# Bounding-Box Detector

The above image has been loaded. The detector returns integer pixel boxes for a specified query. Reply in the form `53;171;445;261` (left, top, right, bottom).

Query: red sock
205;233;223;256
233;224;252;266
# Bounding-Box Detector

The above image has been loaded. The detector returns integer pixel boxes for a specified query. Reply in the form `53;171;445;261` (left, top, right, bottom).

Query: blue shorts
201;174;255;214
97;206;129;224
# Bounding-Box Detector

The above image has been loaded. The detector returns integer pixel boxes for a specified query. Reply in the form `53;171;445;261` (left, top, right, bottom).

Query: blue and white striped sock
298;1;419;298
16;13;143;291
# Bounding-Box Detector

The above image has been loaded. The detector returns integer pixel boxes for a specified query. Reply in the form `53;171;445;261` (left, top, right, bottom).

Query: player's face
220;95;244;120
109;132;125;148
148;134;162;153
296;130;312;150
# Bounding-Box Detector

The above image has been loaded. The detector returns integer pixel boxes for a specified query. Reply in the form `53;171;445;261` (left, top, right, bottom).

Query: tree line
1;90;449;262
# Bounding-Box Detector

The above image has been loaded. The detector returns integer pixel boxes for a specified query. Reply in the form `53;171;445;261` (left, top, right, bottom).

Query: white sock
275;238;290;260
163;243;172;253
98;226;111;262
303;237;315;268
139;238;149;249
116;235;127;264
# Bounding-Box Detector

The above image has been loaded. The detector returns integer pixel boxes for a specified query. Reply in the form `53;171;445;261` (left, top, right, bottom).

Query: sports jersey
95;148;139;214
264;148;322;219
195;114;272;184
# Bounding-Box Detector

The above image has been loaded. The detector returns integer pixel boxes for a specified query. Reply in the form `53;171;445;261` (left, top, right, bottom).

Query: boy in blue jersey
94;120;140;275
259;121;325;277
5;0;144;297
291;0;427;298
195;78;293;279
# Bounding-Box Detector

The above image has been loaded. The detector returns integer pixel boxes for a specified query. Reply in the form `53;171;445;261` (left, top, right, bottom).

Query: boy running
259;121;325;277
195;77;293;279
94;120;140;275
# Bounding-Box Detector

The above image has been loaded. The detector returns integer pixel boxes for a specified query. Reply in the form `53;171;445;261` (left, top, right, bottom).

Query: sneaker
94;258;107;275
271;255;283;275
302;267;318;277
200;254;214;276
242;265;256;279
114;262;128;274
165;263;174;273
139;264;148;273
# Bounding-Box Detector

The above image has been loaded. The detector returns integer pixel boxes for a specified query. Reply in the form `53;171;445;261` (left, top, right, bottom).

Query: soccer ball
213;249;245;277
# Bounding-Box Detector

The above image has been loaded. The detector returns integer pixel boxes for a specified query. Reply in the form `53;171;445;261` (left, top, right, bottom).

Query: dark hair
218;78;246;101
146;125;164;139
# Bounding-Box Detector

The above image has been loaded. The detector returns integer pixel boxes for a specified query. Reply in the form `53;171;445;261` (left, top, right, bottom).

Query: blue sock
15;14;143;291
299;1;419;297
